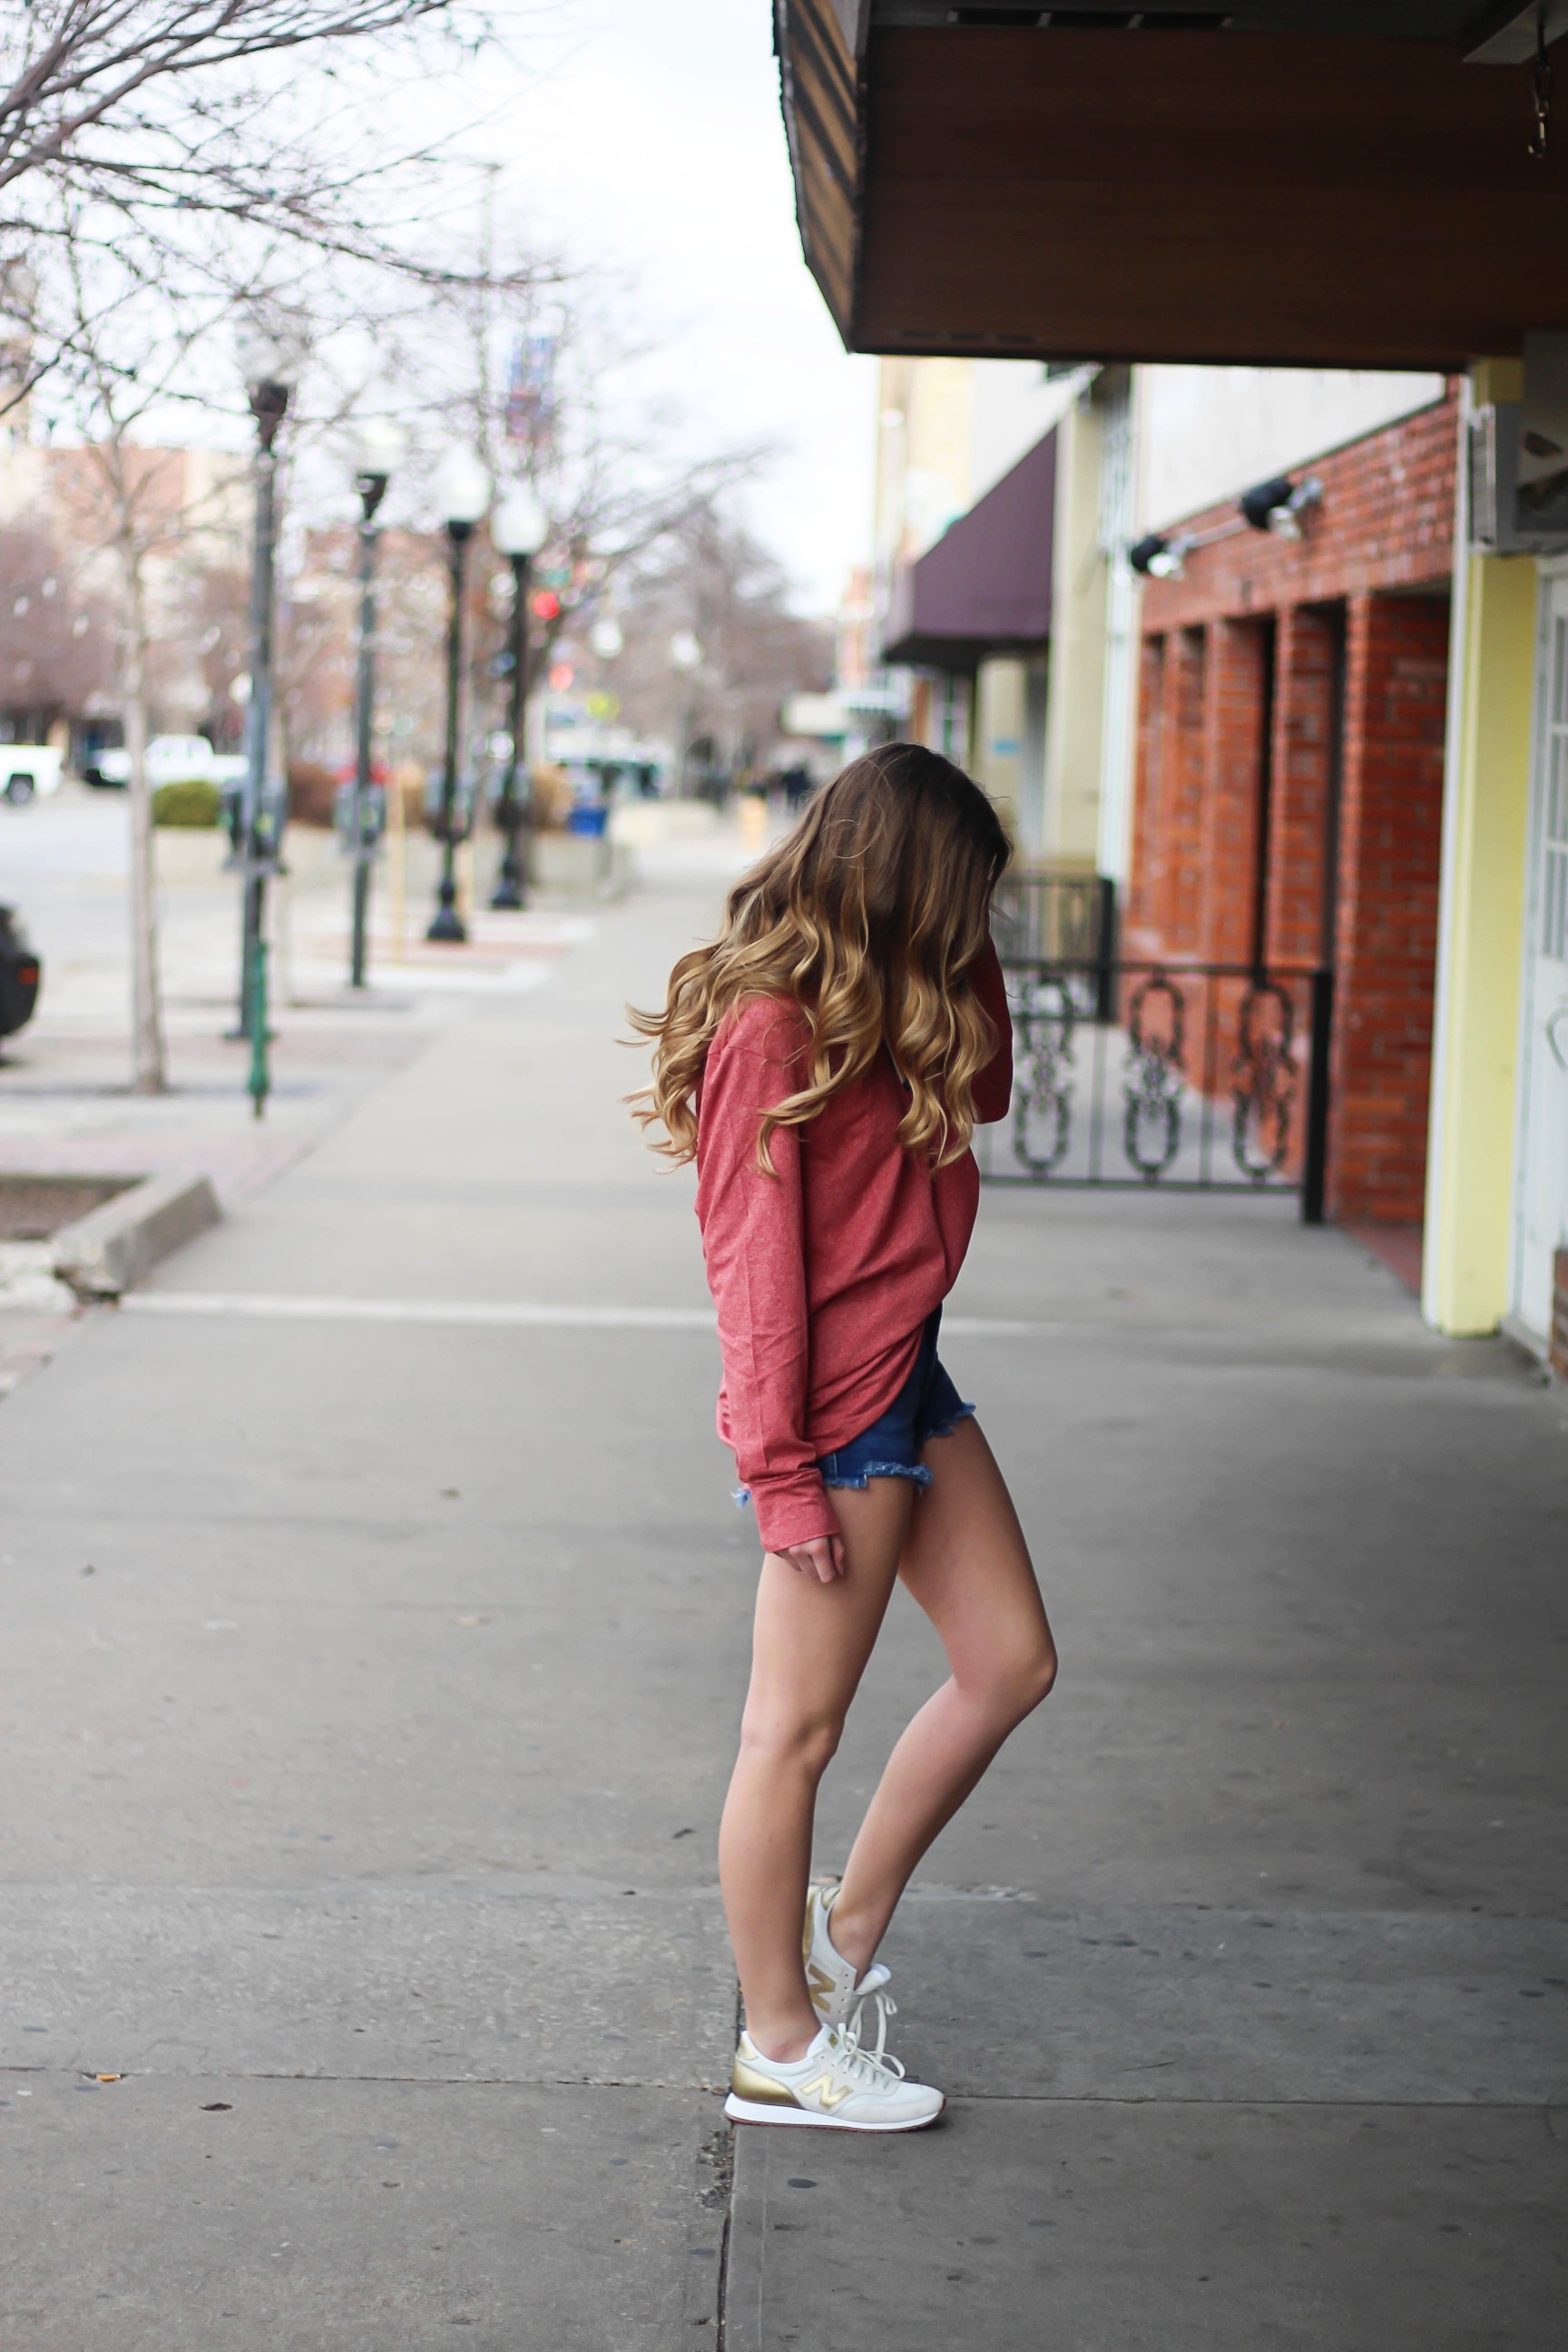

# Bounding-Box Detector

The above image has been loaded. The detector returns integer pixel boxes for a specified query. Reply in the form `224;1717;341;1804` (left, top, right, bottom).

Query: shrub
288;759;338;827
152;778;222;828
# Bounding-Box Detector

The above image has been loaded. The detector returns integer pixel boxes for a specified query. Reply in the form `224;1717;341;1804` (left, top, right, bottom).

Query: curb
50;1171;221;1299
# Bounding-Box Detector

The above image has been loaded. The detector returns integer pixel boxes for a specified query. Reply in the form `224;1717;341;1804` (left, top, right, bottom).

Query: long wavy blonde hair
629;743;1011;1171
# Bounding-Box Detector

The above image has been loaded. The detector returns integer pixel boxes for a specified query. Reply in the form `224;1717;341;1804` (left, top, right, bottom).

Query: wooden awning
776;3;1568;366
881;431;1056;671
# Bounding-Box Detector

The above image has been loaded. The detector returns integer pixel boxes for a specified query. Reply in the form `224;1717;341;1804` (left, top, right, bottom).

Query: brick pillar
1266;605;1342;966
1162;625;1207;954
1328;592;1450;1224
1199;618;1269;964
1127;632;1166;951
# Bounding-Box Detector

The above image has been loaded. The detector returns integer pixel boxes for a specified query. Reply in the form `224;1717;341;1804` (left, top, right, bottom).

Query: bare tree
36;205;251;1091
580;493;834;782
0;1;474;200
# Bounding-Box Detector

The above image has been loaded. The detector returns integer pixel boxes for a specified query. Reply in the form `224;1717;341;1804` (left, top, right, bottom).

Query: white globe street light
346;416;407;988
669;630;703;798
232;309;309;1099
428;446;493;942
354;416;407;516
489;481;551;910
434;444;493;532
492;481;548;559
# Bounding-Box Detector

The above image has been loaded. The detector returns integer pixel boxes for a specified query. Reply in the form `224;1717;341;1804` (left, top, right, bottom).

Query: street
2;814;1564;2348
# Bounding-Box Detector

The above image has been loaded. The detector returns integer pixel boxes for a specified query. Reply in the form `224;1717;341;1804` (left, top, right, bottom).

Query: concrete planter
0;1171;221;1307
528;830;633;900
153;828;230;887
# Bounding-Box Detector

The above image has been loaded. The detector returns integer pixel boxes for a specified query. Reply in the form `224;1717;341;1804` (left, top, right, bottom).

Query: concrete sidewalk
2;867;1565;2349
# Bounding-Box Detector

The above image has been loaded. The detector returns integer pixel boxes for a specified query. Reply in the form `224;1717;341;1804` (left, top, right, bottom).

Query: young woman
632;742;1057;2133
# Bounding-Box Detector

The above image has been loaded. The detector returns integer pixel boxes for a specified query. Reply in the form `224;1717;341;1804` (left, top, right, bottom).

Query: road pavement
2;831;1565;2348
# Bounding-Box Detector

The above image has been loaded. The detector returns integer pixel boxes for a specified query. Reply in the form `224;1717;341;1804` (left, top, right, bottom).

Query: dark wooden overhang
774;2;1568;366
881;430;1056;671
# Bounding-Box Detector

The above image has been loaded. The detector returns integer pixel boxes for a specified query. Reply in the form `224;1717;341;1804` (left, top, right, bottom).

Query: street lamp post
669;627;702;799
427;446;492;944
348;417;406;988
235;317;303;1116
489;482;547;910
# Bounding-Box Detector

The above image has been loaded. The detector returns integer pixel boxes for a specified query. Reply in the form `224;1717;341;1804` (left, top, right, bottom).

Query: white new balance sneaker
803;1877;893;2032
725;2021;945;2133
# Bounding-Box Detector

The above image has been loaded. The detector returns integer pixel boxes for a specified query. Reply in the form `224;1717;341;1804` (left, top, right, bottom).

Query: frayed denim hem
732;1400;975;1510
819;1460;933;1493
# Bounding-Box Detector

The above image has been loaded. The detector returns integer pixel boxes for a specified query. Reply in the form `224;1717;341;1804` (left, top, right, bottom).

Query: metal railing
978;957;1335;1224
991;871;1117;1019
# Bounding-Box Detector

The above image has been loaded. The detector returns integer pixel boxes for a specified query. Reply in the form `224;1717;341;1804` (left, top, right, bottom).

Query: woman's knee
967;1635;1058;1728
738;1695;845;1778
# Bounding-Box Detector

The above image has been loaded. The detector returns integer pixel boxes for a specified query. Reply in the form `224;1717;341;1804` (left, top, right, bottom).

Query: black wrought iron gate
978;956;1335;1224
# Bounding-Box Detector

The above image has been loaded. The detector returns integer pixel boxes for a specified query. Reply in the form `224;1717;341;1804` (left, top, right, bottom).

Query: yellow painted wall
1422;364;1535;1336
1042;393;1110;863
974;657;1026;839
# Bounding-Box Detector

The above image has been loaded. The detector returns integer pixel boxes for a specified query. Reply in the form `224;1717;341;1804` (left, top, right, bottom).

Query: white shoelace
845;1982;899;2068
830;2002;906;2084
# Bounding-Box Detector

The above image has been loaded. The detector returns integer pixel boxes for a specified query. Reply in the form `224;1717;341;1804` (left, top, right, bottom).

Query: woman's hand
777;1534;845;1583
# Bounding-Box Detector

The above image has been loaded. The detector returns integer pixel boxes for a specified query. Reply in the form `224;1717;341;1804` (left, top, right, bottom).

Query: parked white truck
1;746;64;805
91;735;249;791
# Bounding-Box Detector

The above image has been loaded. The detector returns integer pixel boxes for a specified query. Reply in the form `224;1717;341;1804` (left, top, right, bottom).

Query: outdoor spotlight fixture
1129;531;1193;580
1239;474;1323;540
488;481;550;910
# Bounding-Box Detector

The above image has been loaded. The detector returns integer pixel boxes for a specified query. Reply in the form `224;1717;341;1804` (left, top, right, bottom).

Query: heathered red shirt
693;940;1013;1553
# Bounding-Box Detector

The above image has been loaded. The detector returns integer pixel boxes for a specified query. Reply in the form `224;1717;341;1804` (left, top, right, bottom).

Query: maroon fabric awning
881;430;1055;673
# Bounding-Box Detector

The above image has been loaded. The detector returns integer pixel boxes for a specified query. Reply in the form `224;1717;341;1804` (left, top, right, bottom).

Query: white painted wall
1140;367;1447;532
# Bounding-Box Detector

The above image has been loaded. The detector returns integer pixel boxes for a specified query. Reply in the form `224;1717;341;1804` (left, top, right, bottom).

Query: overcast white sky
465;0;877;614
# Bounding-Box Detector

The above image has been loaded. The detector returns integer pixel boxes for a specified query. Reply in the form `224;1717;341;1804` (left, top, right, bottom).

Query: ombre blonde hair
629;743;1011;1171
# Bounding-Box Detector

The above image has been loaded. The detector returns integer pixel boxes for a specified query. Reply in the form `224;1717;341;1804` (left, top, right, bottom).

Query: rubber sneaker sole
723;2093;945;2132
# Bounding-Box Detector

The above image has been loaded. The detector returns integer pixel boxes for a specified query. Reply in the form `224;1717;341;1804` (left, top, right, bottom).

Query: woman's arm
971;935;1014;1125
695;1004;840;1557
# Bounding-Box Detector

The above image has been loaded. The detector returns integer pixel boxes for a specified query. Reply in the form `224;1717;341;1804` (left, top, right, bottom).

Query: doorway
1511;568;1568;1346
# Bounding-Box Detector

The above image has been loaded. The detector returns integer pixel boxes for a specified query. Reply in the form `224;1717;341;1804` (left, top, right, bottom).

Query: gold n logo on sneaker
800;2072;853;2111
806;1963;836;2003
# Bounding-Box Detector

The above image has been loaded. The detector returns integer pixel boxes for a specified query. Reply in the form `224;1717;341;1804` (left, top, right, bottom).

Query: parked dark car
0;905;41;1038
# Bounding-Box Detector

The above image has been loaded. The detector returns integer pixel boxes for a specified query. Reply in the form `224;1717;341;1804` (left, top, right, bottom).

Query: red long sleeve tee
693;940;1013;1553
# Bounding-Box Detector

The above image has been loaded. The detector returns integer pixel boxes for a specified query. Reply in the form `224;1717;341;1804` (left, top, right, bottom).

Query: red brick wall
1142;389;1459;633
1129;625;1208;955
1329;591;1450;1223
1129;386;1458;1227
1200;619;1271;966
1266;606;1341;967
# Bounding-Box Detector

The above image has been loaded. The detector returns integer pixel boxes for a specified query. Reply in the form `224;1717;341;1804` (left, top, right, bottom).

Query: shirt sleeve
971;935;1014;1126
694;1003;839;1554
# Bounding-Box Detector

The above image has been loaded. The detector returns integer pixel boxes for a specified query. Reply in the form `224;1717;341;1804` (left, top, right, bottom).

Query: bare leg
828;1418;1056;1980
718;1478;914;2061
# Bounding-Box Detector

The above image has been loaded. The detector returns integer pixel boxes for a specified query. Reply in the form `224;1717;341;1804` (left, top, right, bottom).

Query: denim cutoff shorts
735;1308;975;1515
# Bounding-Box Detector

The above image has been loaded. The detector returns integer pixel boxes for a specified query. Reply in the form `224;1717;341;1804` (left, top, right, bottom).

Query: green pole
248;933;270;1120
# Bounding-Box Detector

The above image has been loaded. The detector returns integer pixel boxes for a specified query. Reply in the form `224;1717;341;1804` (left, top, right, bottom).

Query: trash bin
566;803;609;838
